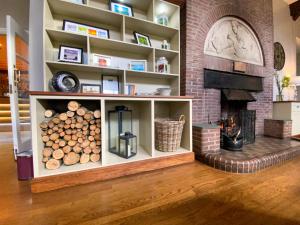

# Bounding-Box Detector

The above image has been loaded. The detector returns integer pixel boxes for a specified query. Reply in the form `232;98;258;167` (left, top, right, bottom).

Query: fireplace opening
220;89;256;151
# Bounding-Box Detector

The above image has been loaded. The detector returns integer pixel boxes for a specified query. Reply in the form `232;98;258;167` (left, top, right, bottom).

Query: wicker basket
155;115;185;152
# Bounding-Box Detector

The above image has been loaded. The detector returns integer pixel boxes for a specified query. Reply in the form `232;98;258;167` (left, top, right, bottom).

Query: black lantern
108;106;137;158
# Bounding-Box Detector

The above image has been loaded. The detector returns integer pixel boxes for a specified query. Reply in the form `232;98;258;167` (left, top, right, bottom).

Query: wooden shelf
46;29;87;45
46;61;179;79
47;0;123;27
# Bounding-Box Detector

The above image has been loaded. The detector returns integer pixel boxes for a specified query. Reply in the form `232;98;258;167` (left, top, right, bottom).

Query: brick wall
181;0;274;135
193;125;220;156
264;119;292;139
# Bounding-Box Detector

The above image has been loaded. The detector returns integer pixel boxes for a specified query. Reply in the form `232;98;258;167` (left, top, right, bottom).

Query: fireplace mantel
204;69;263;92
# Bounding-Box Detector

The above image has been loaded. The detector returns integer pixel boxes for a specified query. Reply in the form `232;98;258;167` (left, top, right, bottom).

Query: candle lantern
108;105;137;158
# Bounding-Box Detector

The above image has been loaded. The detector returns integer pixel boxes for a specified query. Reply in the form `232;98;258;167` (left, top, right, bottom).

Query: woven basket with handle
155;115;185;152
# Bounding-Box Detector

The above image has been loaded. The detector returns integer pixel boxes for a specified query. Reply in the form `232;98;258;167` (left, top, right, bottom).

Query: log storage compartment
32;97;102;177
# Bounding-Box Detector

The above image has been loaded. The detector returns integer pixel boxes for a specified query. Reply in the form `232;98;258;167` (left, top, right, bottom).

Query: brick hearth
196;137;300;173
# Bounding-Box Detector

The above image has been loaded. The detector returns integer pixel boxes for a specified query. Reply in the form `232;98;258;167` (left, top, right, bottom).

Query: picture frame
109;0;134;17
133;32;151;47
81;84;101;94
92;54;112;67
63;20;110;39
58;45;83;64
67;0;85;4
102;75;119;94
129;60;147;71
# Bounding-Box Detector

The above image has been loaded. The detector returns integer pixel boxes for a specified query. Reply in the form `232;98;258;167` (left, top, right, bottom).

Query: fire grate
239;110;256;145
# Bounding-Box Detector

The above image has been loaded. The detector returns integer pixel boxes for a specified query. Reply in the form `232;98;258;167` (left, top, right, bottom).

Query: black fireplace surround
204;69;262;151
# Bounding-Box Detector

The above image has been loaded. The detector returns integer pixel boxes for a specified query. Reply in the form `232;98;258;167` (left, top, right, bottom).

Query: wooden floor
1;138;300;225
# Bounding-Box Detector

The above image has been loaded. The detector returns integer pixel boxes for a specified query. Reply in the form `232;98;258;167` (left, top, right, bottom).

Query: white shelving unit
29;0;193;191
43;0;181;95
31;94;192;178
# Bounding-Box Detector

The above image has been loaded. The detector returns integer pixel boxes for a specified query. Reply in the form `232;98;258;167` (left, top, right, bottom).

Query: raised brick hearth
196;137;300;173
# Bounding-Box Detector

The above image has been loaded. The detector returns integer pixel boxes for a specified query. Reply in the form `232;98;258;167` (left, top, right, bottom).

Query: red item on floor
17;152;34;180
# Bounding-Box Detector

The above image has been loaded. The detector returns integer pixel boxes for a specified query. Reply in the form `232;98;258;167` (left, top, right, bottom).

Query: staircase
0;98;30;132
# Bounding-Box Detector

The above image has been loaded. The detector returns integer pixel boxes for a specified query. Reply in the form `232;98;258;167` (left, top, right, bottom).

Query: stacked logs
40;101;101;170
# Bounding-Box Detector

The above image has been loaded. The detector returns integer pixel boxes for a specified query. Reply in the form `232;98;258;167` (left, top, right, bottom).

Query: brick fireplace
180;0;274;137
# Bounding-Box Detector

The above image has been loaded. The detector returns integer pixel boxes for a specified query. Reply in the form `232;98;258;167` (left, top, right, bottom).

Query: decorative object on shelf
102;75;119;94
50;71;80;93
92;54;112;67
129;60;147;71
63;20;109;39
58;45;83;64
109;0;134;17
155;115;185;152
161;40;170;50
81;84;101;93
124;84;136;95
39;101;101;170
274;42;286;71
108;105;137;159
274;72;290;101
157;88;171;96
156;15;169;26
67;0;84;4
133;32;151;47
156;57;170;73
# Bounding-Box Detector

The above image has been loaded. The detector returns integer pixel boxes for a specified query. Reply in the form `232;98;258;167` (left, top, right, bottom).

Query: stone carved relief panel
204;17;264;66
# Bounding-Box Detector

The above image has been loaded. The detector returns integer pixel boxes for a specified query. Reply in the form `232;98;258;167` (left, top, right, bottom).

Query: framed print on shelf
58;45;83;64
63;20;109;39
133;32;151;47
129;60;147;71
109;0;134;17
67;0;84;4
92;54;112;67
102;75;119;94
81;84;101;94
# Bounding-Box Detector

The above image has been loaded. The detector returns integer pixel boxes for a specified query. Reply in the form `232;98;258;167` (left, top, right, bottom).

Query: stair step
0;117;30;123
0;103;30;110
0;110;30;117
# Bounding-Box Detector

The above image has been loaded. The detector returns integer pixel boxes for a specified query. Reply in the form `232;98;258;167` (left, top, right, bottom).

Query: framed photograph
102;75;119;94
67;0;84;4
133;32;151;47
109;0;134;17
58;45;83;64
92;54;112;67
63;20;109;39
129;60;147;71
81;84;101;93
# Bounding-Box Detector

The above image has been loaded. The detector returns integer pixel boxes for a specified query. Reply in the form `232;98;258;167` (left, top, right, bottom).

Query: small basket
155;115;185;152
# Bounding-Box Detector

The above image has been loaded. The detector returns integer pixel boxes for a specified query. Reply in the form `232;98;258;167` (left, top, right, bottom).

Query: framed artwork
58;45;83;64
81;84;101;93
109;0;134;17
63;20;110;39
133;32;151;47
102;75;119;94
67;0;84;4
129;60;147;71
92;54;112;67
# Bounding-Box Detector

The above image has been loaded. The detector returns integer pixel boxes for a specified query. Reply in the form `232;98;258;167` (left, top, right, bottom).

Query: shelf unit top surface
30;91;193;99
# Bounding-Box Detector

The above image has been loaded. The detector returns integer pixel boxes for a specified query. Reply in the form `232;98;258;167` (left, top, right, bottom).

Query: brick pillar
264;119;292;139
193;124;220;156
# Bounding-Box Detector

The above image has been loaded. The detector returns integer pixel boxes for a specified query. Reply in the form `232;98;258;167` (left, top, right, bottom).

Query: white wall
29;0;44;91
273;0;300;100
0;0;30;30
